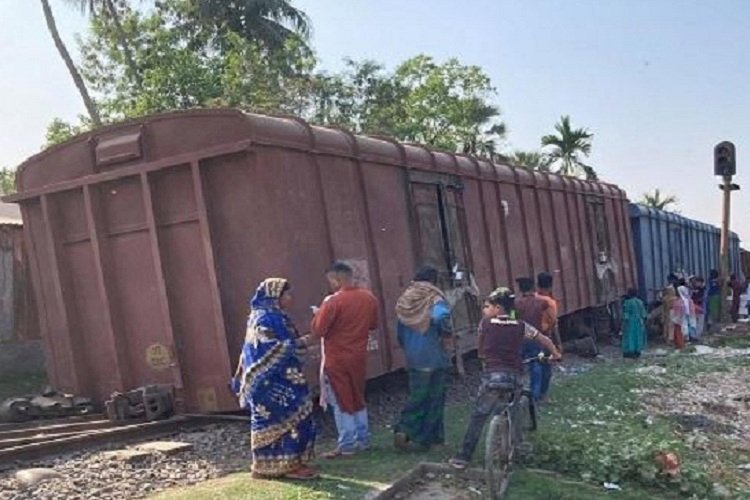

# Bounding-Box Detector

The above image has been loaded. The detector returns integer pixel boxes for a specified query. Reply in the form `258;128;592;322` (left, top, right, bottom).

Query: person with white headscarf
670;283;695;350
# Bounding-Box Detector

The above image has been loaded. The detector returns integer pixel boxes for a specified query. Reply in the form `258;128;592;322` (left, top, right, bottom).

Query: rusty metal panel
8;109;639;412
359;159;416;373
0;225;38;344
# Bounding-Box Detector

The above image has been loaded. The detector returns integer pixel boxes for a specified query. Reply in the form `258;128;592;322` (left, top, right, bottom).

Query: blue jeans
324;376;369;453
522;341;551;401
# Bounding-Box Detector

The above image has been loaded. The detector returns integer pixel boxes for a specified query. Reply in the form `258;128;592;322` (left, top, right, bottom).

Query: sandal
394;432;410;451
448;457;469;470
321;448;355;459
285;465;319;480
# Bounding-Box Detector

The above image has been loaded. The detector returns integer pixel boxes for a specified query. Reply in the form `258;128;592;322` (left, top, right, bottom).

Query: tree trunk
40;0;102;127
103;0;141;89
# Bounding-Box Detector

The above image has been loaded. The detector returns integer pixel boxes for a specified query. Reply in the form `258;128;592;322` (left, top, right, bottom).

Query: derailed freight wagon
629;204;741;304
7;110;635;412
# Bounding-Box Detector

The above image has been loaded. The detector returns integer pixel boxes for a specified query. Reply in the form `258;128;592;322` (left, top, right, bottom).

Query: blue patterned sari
232;278;316;477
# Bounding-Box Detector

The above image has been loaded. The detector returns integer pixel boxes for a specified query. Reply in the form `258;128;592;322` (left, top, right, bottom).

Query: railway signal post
714;141;739;323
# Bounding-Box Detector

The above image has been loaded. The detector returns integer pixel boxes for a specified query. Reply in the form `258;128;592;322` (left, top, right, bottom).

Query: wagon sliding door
586;196;617;305
408;172;479;352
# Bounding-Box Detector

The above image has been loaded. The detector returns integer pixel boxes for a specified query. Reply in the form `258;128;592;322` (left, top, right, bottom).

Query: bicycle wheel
518;390;537;432
485;412;512;499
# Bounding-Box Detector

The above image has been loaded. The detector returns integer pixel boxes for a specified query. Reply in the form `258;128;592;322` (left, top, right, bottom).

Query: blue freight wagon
629;203;741;304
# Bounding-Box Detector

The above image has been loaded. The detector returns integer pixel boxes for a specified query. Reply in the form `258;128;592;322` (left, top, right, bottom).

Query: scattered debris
636;366;667;375
0;388;94;423
105;385;175;422
712;483;731;498
693;345;716;355
15;468;63;488
673;414;736;434
656;452;680;478
99;449;153;463
134;441;193;456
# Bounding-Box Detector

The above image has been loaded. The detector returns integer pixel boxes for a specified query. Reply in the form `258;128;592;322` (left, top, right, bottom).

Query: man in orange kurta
311;262;379;458
535;272;559;403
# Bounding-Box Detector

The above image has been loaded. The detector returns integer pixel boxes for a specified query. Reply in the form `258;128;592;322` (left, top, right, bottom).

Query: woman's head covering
396;279;446;334
676;285;692;315
245;278;292;347
250;278;290;310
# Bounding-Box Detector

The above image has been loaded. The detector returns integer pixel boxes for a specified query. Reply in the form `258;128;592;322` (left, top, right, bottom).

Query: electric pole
714;141;739;323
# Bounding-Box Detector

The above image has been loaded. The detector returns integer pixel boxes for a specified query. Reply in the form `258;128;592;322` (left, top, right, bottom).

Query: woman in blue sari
232;278;317;480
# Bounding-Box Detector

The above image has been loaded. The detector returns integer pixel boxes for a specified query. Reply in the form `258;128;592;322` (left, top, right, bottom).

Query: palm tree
641;189;679;211
193;0;311;51
64;0;141;87
541;115;593;177
41;0;102;126
509;150;550;171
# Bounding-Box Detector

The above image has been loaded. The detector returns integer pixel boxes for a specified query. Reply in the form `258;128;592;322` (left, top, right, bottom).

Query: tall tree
40;0;102;126
312;56;506;155
185;0;311;52
64;0;142;87
640;189;678;211
510;150;550;171
541;115;593;177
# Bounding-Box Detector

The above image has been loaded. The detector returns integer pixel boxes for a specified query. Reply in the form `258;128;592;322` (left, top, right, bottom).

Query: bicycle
484;353;554;499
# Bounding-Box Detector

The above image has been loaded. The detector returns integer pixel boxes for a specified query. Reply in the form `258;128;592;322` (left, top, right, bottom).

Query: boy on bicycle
449;287;562;470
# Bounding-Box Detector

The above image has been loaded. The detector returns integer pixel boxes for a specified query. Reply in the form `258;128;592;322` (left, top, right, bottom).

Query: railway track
0;415;218;470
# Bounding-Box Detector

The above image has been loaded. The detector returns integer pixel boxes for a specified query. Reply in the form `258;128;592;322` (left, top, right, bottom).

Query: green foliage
510;150;551;171
311;56;507;155
45;118;87;147
54;1;507;159
541;115;595;178
528;357;742;498
184;0;311;52
0;168;17;195
640;189;679;211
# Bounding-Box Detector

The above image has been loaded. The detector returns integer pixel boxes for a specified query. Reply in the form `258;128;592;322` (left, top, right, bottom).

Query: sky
1;0;748;240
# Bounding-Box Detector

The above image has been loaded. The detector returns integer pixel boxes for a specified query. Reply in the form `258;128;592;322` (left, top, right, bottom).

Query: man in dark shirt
516;277;552;403
449;287;561;469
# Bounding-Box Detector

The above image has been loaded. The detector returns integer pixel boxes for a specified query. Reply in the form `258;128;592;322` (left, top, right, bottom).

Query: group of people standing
619;270;749;359
231;263;377;480
230;262;565;479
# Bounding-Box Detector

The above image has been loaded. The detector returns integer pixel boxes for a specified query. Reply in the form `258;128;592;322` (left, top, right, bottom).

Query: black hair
516;277;534;293
414;265;439;285
626;288;638;299
667;273;678;283
537;272;553;289
327;261;353;277
709;269;719;280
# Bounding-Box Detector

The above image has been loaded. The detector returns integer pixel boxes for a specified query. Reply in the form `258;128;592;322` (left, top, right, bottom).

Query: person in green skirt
622;288;647;358
393;266;453;451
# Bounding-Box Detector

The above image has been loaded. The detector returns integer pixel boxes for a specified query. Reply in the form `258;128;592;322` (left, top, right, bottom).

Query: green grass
507;469;661;500
0;371;47;401
529;354;750;498
151;352;750;499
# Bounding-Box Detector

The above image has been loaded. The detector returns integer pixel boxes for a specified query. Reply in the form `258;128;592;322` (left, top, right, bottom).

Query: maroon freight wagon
6;110;636;412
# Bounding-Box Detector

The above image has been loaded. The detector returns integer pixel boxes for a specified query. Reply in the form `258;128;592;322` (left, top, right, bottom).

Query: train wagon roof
629;203;740;242
6;109;629;202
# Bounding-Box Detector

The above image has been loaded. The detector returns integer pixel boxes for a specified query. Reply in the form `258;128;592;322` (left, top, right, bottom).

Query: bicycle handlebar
522;353;562;364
